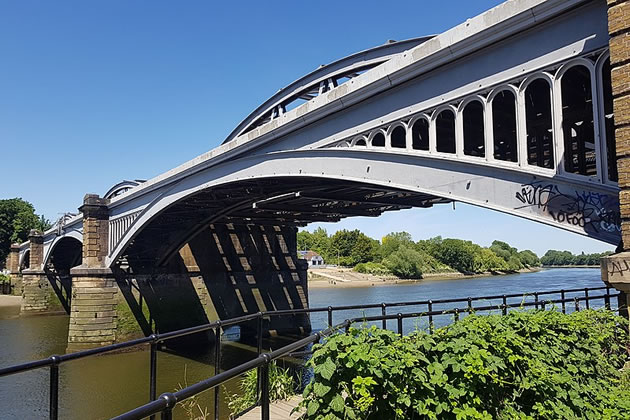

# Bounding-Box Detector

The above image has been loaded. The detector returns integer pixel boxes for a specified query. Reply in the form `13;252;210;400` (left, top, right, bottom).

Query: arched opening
20;250;30;271
492;90;518;162
45;237;82;314
463;101;485;157
601;58;617;182
436;109;456;154
412;118;429;150
561;65;596;176
354;138;367;147
524;78;554;169
391;126;406;148
371;132;385;147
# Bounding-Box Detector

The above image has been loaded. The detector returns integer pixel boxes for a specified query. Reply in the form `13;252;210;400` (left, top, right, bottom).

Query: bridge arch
387;123;407;149
43;230;83;267
107;148;620;268
19;250;30;271
432;105;458;154
368;129;386;148
350;135;367;147
457;95;487;158
409;115;430;151
487;85;519;163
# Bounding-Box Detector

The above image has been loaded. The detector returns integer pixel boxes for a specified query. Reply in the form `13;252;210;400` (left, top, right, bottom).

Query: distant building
298;250;324;268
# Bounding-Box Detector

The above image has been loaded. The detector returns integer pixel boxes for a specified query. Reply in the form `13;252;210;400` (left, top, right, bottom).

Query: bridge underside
107;178;447;343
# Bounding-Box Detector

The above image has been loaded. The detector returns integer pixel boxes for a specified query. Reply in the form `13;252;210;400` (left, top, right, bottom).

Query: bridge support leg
20;230;61;314
67;194;119;351
7;243;22;296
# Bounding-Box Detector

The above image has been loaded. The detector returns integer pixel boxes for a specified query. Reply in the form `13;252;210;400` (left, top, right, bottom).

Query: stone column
21;231;51;313
603;0;630;320
8;244;22;296
68;194;118;351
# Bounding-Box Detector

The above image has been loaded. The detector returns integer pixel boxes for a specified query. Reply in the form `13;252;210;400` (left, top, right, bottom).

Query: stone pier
20;231;54;313
68;195;119;351
7;243;22;296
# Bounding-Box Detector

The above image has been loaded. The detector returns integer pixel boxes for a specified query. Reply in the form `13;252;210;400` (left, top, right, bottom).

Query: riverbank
308;267;541;289
0;295;22;319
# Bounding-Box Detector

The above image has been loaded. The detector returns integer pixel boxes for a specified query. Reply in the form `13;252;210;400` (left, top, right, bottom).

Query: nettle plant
299;309;630;419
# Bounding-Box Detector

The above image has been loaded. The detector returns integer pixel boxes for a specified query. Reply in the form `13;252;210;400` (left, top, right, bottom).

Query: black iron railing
0;286;620;420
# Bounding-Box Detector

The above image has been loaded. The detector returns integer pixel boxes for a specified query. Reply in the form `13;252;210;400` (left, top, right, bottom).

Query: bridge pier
602;0;630;320
20;231;58;313
7;243;22;296
68;195;118;351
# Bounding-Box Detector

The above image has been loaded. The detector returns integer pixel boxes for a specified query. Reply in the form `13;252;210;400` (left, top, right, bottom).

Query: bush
0;273;10;283
383;246;424;279
353;262;391;276
300;309;630;419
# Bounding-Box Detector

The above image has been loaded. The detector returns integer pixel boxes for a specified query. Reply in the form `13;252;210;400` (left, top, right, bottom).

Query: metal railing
0;286;620;420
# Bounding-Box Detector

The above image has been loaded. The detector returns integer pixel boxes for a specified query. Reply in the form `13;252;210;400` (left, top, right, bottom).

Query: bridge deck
237;396;304;420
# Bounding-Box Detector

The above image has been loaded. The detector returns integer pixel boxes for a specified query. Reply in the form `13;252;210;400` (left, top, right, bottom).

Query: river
0;268;610;419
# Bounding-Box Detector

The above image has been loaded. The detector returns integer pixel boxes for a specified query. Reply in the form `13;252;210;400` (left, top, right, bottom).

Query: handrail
0;285;618;420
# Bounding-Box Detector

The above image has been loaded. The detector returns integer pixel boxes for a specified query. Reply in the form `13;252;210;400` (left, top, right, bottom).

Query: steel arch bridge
19;0;619;271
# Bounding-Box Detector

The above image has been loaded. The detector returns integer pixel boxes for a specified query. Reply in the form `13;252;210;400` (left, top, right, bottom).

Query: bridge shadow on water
114;223;310;358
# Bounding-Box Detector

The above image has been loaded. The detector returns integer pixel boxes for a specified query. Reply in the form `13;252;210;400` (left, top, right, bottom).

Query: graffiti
515;181;621;237
608;259;630;277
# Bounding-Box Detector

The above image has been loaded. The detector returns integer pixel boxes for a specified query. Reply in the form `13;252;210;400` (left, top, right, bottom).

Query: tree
383;245;423;278
435;239;477;273
0;198;46;266
518;250;540;267
380;231;414;258
329;229;379;266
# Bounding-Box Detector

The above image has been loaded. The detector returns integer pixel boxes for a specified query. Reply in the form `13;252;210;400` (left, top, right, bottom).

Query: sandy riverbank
308;267;541;289
0;295;22;318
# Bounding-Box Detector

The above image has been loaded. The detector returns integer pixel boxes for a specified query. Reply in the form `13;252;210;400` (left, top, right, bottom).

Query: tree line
0;198;51;267
540;250;613;266
297;228;541;279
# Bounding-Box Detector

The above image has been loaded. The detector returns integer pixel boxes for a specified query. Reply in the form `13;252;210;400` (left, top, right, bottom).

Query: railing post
397;313;403;335
260;356;270;420
467;297;473;314
584;288;590;309
327;306;333;327
561;290;566;314
256;313;263;401
534;292;539;310
160;393;176;420
428;300;434;334
149;334;158;420
454;308;459;322
49;356;60;420
381;303;387;330
502;295;507;316
214;323;221;420
574;297;580;312
605;287;611;310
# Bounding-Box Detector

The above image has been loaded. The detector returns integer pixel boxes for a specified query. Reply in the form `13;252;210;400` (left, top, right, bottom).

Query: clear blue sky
0;0;614;257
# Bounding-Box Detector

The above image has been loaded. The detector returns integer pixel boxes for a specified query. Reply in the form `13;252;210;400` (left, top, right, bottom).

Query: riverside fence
0;286;621;420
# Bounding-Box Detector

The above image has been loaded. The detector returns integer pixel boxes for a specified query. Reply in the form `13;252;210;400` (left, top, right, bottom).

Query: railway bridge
5;0;630;349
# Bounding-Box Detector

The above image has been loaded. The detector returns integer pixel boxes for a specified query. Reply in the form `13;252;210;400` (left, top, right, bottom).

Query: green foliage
380;232;414;259
175;365;211;420
383;245;424;279
0;198;48;266
226;362;296;416
353;262;391;276
434;239;478;273
329;229;379;266
298;229;541;277
0;273;9;283
541;249;612;266
300;309;630;419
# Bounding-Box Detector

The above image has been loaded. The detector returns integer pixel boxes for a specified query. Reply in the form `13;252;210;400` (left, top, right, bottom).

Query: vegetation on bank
299;309;630;419
298;228;541;278
0;198;51;267
540;249;613;266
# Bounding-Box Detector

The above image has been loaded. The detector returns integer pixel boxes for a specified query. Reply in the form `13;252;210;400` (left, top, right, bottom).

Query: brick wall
609;0;630;249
